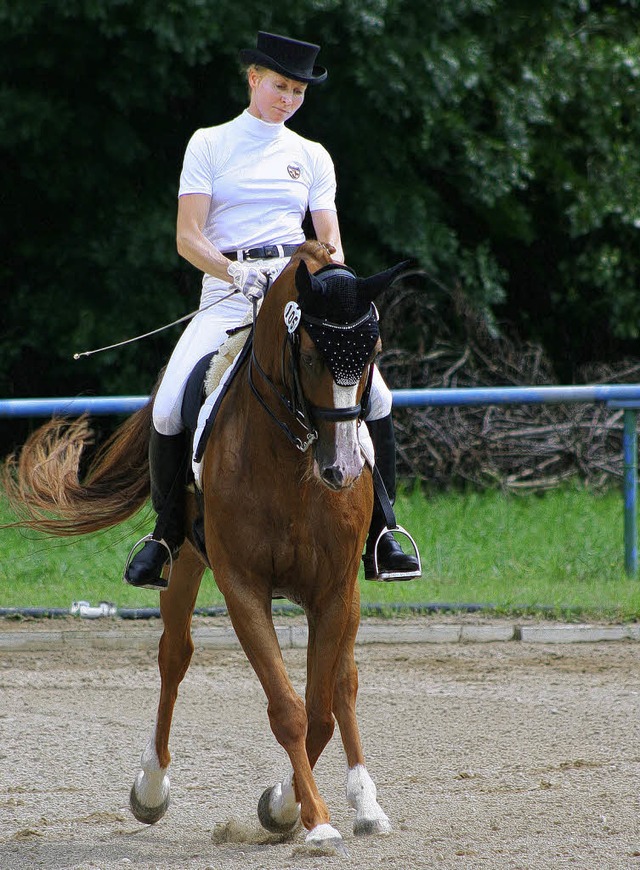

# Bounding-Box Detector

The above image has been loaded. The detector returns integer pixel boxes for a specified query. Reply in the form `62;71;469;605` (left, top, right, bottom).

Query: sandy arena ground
1;617;640;869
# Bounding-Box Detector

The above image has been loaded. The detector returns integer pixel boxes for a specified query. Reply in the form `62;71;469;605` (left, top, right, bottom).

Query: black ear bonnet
290;262;381;386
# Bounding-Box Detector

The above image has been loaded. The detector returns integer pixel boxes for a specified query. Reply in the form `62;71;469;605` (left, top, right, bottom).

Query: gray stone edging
1;621;639;651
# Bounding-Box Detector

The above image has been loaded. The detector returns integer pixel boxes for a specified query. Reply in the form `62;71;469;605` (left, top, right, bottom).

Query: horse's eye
301;353;317;370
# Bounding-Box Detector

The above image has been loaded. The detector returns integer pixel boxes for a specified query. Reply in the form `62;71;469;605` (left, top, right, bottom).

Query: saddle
181;320;253;436
179;321;253;562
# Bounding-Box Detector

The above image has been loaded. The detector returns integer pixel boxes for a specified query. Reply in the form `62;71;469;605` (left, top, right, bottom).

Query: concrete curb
1;621;639;652
516;623;640;643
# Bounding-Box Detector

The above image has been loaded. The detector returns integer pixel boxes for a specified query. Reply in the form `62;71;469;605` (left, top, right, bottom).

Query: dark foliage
2;1;640;472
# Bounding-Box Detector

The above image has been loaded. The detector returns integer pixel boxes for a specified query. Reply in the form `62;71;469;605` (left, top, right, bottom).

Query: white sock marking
346;763;391;831
135;727;170;807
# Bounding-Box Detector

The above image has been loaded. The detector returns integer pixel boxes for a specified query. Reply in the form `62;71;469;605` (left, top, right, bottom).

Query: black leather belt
223;244;299;262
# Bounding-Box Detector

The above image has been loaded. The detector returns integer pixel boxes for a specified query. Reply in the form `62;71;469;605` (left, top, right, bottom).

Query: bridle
248;328;319;453
248;274;379;453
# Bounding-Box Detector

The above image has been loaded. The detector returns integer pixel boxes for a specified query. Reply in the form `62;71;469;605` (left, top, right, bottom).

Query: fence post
623;408;638;577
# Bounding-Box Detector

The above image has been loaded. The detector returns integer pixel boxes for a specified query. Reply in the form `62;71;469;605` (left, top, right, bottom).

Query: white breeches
152;263;392;436
153;285;252;435
365;366;392;422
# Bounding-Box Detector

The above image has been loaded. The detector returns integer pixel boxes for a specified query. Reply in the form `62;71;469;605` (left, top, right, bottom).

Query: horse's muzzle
319;464;358;491
314;419;366;491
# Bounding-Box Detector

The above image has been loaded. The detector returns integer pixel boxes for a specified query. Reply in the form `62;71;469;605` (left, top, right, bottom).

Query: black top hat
239;31;327;85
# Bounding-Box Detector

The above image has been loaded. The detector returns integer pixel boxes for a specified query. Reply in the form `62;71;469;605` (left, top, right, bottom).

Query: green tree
1;0;639;442
306;1;640;370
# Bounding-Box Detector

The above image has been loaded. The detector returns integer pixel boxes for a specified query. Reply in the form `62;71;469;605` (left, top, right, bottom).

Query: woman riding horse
124;30;420;590
1;241;417;852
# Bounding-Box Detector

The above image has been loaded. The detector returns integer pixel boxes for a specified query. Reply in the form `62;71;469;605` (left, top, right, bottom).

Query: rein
248;330;318;453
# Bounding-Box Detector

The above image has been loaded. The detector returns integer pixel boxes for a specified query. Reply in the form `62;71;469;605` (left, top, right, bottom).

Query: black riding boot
124;427;188;590
363;414;421;581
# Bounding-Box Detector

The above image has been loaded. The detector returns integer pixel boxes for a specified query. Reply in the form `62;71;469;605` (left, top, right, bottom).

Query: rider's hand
227;261;269;301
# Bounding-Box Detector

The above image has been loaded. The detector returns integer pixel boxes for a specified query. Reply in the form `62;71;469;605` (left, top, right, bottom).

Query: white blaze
333;384;365;478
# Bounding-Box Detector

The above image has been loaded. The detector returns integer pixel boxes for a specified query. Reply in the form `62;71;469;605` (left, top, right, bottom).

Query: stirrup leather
123;534;174;588
369;525;422;581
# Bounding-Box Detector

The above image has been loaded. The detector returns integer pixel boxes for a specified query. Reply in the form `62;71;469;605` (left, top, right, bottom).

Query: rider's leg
125;427;188;589
125;286;252;590
363;369;420;581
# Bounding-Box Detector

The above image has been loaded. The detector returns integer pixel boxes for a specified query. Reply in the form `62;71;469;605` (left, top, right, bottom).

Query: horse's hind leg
130;543;205;824
333;587;392;836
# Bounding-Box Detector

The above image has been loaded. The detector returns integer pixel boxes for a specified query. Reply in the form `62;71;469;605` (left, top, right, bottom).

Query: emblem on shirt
287;163;302;180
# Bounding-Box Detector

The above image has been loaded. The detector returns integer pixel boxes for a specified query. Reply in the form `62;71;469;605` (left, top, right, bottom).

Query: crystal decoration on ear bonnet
294;262;382;386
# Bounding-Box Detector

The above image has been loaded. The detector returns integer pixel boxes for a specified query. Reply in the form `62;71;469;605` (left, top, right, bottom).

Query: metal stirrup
123;534;174;586
370;526;422;581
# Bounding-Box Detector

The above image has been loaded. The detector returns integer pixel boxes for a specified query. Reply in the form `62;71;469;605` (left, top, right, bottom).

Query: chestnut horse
2;241;406;854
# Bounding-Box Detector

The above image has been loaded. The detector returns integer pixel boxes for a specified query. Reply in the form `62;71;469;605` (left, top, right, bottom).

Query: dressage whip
72;289;239;359
72;264;432;360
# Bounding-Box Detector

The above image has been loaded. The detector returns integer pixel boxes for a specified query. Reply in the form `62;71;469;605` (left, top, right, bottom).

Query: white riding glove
227;261;269;301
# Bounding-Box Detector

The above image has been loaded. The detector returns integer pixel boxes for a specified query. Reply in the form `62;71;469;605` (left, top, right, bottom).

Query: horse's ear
358;260;414;301
295;259;313;296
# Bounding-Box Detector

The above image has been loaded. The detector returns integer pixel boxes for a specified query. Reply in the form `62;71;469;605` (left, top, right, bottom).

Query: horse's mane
289;240;334;274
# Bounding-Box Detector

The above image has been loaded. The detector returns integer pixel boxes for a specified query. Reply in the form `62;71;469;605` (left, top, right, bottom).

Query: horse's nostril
321;466;344;490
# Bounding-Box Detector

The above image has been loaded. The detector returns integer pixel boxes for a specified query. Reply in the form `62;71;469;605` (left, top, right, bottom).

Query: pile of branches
378;281;640;491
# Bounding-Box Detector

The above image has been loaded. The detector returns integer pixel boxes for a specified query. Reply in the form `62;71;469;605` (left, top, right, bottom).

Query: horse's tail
1;400;154;536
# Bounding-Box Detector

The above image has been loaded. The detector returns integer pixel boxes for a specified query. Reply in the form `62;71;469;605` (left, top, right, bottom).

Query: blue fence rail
2;385;640;575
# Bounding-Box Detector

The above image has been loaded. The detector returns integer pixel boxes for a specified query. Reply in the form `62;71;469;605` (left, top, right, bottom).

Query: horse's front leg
221;581;346;853
130;543;205;824
261;586;362;850
334;586;392;836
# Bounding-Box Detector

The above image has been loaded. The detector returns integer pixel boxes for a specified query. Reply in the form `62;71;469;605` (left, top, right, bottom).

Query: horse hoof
305;823;349;857
354;817;392;836
129;783;170;825
257;786;300;833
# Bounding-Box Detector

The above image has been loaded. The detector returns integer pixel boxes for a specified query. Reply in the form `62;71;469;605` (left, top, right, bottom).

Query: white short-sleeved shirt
179;110;337;253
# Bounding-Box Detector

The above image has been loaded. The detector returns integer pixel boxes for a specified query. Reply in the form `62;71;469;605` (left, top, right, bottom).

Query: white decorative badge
284;301;302;334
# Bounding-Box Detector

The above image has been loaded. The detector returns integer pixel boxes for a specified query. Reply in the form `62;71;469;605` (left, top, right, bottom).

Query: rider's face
247;69;307;124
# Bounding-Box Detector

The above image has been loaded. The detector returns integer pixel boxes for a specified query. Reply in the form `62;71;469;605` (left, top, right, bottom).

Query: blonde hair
245;63;268;98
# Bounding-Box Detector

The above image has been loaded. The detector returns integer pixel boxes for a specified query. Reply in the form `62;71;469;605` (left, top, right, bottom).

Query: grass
1;486;639;620
396;486;639;619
